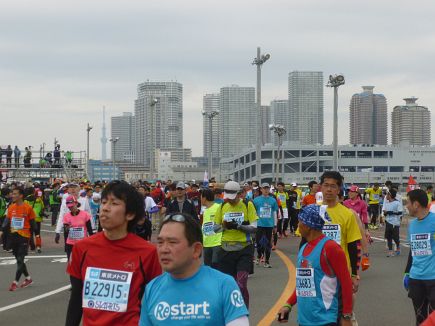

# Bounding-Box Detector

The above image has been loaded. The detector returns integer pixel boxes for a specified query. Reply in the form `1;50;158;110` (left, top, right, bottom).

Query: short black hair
407;189;428;208
159;212;203;246
388;189;397;198
320;171;343;188
101;181;144;232
13;187;25;196
427;185;433;191
277;182;285;187
201;189;214;202
385;180;393;187
308;180;318;189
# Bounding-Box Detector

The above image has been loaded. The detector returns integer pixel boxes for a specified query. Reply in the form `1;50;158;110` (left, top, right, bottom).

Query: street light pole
109;137;119;181
252;47;270;184
86;123;93;178
149;97;158;181
327;74;345;171
202;110;219;180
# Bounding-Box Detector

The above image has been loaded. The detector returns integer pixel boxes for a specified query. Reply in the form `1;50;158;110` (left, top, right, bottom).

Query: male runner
201;188;222;268
0;187;36;291
140;212;249;325
365;183;382;229
65;181;162;326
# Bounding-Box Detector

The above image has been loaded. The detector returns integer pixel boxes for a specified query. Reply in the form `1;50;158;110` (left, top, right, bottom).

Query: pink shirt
63;210;91;245
343;198;369;224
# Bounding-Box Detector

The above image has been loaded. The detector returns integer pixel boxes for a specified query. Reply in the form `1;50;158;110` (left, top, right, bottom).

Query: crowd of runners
1;172;435;325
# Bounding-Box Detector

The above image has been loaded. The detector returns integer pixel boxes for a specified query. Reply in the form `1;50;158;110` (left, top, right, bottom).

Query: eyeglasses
163;214;186;223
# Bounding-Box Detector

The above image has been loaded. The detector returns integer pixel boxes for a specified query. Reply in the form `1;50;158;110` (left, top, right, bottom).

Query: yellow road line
257;249;296;326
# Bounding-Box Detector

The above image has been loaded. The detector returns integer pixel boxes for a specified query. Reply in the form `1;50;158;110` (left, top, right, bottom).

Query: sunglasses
176;187;185;191
224;189;238;194
163;214;186;223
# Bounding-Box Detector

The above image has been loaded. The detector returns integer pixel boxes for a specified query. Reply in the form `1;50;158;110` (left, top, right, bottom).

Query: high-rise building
392;97;430;146
270;100;289;145
111;112;135;163
349;86;387;145
134;81;183;166
288;71;324;144
202;93;220;160
101;106;108;160
261;105;271;145
219;85;256;158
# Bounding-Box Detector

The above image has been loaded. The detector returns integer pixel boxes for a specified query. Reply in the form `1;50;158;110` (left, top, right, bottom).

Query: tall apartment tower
270;100;289;145
134;81;183;166
349;86;387;145
288;71;324;144
111;112;135;163
392;97;430;146
202;93;220;159
219;85;256;158
261;105;271;144
101;106;108;160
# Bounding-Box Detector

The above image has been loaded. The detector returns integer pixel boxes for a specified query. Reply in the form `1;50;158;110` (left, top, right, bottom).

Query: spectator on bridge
14;146;21;168
5;145;13;168
24;147;32;168
65;150;73;167
53;145;61;166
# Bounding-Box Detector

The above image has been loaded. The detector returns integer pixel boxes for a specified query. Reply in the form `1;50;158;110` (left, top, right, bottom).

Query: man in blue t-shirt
404;189;435;325
253;183;278;268
139;212;249;325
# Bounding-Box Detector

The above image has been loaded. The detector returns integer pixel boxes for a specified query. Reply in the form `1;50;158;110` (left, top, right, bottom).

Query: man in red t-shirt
301;180;319;207
0;187;36;291
66;181;162;326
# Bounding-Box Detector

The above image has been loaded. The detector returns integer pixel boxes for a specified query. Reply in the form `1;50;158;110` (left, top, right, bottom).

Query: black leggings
384;221;400;250
256;227;273;262
408;278;435;325
15;253;29;281
289;209;299;232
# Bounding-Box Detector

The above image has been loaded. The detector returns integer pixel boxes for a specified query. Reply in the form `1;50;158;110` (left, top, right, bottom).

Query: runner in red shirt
66;181;162;326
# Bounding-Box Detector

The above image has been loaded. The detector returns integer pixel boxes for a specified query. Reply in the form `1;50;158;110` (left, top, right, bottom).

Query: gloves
403;273;410;291
361;254;370;271
241;221;250;226
55;233;60;244
224;220;239;230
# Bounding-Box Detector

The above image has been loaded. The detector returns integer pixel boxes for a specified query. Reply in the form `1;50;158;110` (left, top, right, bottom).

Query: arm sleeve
347;240;359;276
286;289;297;306
1;217;9;231
405;250;412;274
56;202;67;233
323;243;353;314
29;219;36;233
85;221;93;236
65;276;83;326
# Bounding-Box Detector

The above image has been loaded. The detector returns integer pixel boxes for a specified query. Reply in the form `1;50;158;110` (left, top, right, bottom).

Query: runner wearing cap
0;187;36;291
166;182;198;221
253;183;278;268
277;204;353;325
214;181;258;307
63;195;94;261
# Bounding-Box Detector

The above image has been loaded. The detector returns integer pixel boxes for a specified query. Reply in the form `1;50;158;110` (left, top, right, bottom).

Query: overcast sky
1;0;434;159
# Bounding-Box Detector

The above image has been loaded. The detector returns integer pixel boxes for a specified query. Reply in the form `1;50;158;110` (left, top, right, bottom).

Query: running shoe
254;258;259;265
395;249;401;256
260;256;265;263
386;251;394;257
271;245;276;251
20;278;33;288
9;282;18;291
263;262;272;268
36;247;42;254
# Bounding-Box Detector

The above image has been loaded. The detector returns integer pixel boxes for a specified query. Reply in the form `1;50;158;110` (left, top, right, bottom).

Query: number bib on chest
296;268;316;297
11;217;24;230
411;233;432;257
83;267;133;312
202;222;215;236
223;212;244;225
69;227;85;240
373;194;380;201
322;224;341;244
259;207;271;219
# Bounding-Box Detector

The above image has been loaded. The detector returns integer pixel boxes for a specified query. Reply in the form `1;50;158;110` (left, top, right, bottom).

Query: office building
261;105;271;145
111;112;135;163
392;97;430;146
350;86;387;145
202;93;220;160
288;71;324;144
134;81;183;166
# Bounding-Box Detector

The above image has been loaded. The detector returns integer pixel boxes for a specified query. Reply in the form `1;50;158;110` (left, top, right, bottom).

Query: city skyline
1;0;435;158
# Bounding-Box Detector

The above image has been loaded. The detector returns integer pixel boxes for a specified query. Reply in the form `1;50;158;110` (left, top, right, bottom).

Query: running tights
15;254;29;282
236;271;249;308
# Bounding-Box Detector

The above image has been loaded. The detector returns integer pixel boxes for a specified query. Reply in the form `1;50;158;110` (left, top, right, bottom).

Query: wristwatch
342;313;352;320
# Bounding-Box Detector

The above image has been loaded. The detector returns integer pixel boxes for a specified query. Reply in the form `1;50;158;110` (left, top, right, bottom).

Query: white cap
223;181;241;200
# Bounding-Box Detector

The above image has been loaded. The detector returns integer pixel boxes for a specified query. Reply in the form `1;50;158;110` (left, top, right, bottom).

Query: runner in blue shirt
253;183;278;268
404;189;435;325
140;212;249;325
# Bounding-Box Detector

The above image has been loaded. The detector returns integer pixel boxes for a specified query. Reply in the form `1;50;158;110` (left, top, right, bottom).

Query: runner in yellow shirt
201;189;222;269
365;183;382;228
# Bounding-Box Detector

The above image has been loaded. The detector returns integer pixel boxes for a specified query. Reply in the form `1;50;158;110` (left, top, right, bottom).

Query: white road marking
51;258;68;263
0;255;66;260
0;259;28;265
371;236;410;248
40;229;56;233
0;285;71;312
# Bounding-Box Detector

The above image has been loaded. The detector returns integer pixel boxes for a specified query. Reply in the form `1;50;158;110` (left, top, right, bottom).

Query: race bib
69;227;85;240
315;192;323;205
282;208;288;219
296;268;316;297
259;207;271;219
373;194;380;201
411;233;432;257
278;194;286;203
223;212;244;225
322;224;341;244
202;222;215;236
83;267;133;312
11;217;24;230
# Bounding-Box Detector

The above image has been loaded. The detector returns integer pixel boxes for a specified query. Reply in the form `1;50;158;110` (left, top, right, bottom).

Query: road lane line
0;255;67;260
258;249;296;325
371;236;409;247
0;285;70;312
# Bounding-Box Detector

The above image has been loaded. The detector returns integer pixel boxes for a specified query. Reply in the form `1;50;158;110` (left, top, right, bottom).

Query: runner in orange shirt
0;187;36;291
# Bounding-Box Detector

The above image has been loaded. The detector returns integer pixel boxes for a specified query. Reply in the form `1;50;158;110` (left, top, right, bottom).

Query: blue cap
298;204;329;230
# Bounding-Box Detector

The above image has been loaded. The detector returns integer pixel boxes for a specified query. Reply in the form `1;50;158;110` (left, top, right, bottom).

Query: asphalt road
0;222;416;325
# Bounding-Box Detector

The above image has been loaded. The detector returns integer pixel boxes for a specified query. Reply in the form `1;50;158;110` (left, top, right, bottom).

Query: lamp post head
327;74;345;87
